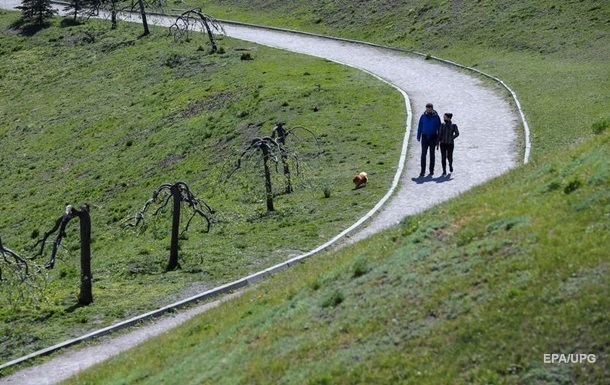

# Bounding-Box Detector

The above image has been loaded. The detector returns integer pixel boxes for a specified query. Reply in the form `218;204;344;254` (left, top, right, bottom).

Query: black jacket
439;122;459;144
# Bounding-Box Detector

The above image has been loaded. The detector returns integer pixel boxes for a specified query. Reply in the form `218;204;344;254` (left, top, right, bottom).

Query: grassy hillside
189;0;610;158
57;0;610;384
1;0;609;383
66;128;610;384
0;10;405;366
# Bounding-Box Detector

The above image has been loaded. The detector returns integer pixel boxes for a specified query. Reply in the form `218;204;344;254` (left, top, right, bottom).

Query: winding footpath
0;3;523;384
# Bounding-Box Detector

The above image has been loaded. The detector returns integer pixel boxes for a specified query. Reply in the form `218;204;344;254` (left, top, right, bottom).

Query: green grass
64;129;610;384
187;0;610;159
0;11;405;367
1;0;609;383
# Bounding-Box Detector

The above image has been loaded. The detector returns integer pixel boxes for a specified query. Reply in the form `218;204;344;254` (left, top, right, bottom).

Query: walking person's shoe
450;165;454;172
419;172;425;178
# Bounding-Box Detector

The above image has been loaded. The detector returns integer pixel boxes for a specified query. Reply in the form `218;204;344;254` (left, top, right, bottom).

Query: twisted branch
0;236;29;279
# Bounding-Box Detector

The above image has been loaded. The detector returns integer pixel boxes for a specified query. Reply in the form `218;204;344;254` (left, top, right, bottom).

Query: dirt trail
0;4;520;384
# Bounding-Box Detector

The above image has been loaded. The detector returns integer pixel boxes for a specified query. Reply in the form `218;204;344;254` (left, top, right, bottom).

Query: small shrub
309;278;322;291
309;377;332;385
591;118;609;135
323;186;332;198
563;178;582;194
164;53;184;68
240;52;253;60
322;290;345;308
543;180;562;193
400;218;420;236
352;258;370;278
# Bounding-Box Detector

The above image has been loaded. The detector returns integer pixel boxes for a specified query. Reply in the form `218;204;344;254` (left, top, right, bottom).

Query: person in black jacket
437;113;460;175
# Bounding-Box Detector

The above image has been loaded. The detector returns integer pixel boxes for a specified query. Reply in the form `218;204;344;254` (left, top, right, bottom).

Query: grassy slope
0;12;406;366
67;130;610;384
59;0;610;384
1;0;608;383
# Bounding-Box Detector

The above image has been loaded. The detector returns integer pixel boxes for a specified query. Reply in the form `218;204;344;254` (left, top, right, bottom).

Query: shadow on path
411;173;453;184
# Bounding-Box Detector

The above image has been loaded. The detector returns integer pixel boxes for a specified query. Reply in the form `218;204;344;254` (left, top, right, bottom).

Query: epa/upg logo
544;354;597;364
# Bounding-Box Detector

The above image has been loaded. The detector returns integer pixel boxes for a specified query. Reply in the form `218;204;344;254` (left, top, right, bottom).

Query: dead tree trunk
272;122;292;193
110;0;118;29
261;146;275;211
280;148;293;194
137;0;150;36
35;204;93;306
168;183;182;271
76;207;93;305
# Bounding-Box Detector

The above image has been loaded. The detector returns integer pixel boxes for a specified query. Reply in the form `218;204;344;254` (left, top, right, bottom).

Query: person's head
443;113;453;122
425;103;434;114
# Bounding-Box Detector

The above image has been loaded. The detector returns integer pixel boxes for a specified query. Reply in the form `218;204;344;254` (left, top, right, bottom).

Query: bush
322;290;345;308
352;258;370;278
563;178;582;194
592;118;609;135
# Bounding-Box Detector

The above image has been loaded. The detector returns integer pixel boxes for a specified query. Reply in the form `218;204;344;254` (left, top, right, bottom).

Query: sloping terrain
0;9;406;367
0;0;609;383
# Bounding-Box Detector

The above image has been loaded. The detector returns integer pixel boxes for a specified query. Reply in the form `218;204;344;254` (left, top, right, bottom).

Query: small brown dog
352;172;368;189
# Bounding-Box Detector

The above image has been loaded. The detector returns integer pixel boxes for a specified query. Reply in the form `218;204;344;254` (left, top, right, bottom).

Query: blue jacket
417;111;441;141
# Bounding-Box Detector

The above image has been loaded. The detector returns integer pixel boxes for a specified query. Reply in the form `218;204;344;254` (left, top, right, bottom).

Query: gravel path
215;21;519;241
0;3;520;384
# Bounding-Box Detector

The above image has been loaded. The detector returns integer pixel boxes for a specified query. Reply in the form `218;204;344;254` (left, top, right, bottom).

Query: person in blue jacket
417;103;441;177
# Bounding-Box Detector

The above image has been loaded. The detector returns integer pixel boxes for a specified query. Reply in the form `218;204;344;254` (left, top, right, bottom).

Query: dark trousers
420;135;437;175
440;143;454;173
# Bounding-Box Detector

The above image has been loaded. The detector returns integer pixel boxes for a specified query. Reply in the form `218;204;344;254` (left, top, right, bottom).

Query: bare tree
271;123;321;194
124;182;214;271
228;137;282;212
169;8;225;52
1;236;47;310
90;0;120;29
134;0;150;36
90;0;163;35
34;204;93;306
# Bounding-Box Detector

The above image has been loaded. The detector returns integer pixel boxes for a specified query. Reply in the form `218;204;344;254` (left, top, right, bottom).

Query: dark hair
444;113;453;119
425;103;434;108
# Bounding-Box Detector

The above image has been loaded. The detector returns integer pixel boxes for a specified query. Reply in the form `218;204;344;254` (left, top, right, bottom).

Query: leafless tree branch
169;8;225;51
0;236;29;280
